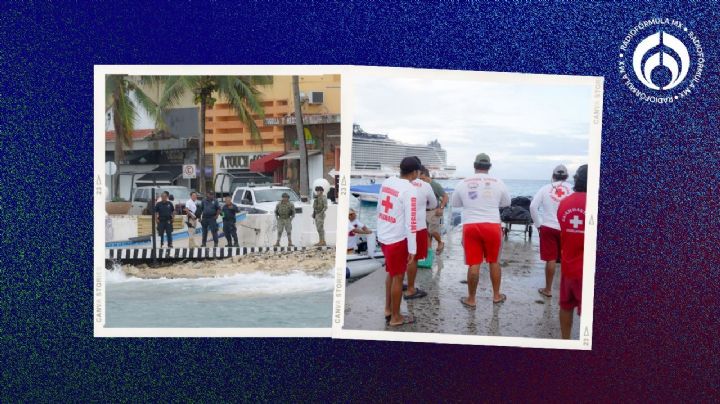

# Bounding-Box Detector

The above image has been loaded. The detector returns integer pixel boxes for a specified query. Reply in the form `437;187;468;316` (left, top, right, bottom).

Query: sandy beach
343;227;581;339
120;248;335;279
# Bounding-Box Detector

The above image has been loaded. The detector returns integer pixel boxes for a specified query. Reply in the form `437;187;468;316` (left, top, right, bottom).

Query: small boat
346;254;384;279
350;183;382;204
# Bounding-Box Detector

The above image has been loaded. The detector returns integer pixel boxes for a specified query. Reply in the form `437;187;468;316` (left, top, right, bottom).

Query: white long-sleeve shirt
376;176;419;254
529;181;573;230
451;173;511;224
411;179;438;230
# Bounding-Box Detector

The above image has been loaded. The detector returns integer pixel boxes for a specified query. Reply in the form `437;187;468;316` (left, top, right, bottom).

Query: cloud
353;75;594;179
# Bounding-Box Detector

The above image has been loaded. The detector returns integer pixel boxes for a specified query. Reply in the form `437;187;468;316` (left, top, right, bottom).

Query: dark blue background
1;1;718;401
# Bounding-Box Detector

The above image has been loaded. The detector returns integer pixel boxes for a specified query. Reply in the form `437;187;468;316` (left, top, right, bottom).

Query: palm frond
218;76;267;144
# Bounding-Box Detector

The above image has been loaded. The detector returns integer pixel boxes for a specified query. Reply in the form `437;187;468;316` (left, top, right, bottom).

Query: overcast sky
353;75;593;180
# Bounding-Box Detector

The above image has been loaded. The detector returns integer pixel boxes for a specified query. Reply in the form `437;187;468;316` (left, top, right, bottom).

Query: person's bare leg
464;264;480;305
385;273;392;318
489;262;502;301
542;260;556;295
405;260;418;296
560;308;573;339
389;274;406;325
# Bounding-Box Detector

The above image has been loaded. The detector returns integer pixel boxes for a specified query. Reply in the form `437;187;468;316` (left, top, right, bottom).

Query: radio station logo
619;18;704;103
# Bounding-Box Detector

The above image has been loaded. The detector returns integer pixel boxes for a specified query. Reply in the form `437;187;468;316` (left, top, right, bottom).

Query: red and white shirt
411;179;438;230
376;176;419;254
557;192;586;280
451;173;511;224
530;181;573;230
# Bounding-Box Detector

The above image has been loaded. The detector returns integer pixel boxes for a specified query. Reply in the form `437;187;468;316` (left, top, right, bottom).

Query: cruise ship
351;124;457;179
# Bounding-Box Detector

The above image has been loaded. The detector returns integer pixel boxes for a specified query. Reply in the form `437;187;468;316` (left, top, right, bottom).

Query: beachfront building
206;75;341;192
351;124;456;178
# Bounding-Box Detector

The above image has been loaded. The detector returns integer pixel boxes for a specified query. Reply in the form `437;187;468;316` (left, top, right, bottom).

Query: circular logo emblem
619;18;704;103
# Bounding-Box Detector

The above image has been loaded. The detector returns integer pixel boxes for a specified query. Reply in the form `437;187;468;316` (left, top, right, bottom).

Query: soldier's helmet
281;193;289;199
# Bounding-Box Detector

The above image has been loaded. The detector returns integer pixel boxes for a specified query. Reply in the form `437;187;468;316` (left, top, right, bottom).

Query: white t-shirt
185;198;197;216
347;218;365;250
529;181;573;230
376;176;419;254
410;179;438;230
451;173;511;224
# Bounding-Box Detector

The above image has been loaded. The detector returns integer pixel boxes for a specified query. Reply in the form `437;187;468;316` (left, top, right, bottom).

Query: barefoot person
558;164;588;339
530;165;573;297
377;157;420;326
347;208;371;254
452;153;511;307
313;186;328;246
405;161;437;300
419;167;448;253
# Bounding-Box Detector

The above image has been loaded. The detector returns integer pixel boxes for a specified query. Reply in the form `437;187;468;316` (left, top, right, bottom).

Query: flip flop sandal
493;294;507;304
538;288;552;298
404;288;428;300
460;297;476;309
388;314;416;327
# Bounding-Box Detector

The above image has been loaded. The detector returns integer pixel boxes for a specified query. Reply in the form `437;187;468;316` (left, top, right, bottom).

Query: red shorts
380;238;409;277
539;226;561;261
462;223;502;265
559;276;582;315
414;229;429;261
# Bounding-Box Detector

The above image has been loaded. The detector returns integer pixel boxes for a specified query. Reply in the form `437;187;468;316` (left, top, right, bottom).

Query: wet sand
343;227;582;339
121;249;335;279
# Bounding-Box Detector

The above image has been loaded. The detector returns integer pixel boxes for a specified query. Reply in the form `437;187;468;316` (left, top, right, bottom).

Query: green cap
474;153;491;164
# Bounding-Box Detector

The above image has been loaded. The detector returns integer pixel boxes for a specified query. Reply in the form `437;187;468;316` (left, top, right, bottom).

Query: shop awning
275;150;321;160
249;151;285;173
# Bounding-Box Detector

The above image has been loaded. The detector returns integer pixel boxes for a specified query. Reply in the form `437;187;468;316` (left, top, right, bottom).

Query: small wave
105;267;333;296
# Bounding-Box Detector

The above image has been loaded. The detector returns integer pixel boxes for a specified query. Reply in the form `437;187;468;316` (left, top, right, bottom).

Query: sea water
104;266;333;328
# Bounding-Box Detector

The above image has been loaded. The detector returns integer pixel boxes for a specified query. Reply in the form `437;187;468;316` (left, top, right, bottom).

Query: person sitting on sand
452;153;511;307
405;161;437;301
557;164;587;339
275;193;295;247
347;208;372;254
376;157;420;327
419;167;448;254
530;165;573;298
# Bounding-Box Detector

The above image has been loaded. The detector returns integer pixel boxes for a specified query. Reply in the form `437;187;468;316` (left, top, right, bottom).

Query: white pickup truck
230;185;304;214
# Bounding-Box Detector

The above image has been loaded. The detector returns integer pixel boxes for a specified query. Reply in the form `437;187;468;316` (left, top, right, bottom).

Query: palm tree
292;76;309;199
105;75;159;198
156;76;272;193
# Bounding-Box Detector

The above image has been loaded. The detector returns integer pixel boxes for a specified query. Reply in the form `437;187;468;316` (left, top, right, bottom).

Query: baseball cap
474;153;491;164
400;156;422;172
553;164;568;176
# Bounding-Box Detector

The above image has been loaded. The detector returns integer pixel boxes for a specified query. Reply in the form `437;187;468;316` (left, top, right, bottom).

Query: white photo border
331;66;603;351
94;65;350;338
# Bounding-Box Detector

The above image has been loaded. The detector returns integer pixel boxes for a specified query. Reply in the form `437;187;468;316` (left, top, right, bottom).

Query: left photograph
96;70;341;331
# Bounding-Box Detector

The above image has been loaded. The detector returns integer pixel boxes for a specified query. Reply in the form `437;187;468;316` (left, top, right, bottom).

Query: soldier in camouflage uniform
313;186;328;246
275;192;295;247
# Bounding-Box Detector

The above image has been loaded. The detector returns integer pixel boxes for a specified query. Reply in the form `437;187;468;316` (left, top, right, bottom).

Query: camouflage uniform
313;194;328;245
275;199;295;246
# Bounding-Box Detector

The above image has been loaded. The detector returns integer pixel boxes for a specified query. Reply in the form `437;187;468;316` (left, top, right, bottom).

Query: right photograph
342;69;601;344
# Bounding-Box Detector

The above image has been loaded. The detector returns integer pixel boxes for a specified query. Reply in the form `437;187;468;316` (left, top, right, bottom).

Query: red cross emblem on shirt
555;187;566;197
381;195;394;213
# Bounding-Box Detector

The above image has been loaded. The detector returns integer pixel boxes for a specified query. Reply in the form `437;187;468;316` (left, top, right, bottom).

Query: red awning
249;151;285;173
